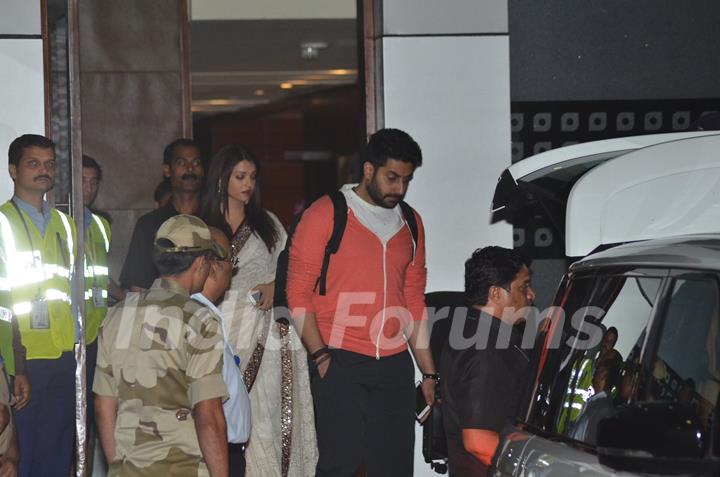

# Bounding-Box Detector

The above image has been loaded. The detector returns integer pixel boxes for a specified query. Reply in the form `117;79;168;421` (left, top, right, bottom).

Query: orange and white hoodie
287;185;428;358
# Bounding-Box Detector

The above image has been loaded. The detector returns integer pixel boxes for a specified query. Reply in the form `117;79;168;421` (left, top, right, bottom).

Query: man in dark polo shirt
440;246;536;477
119;138;204;291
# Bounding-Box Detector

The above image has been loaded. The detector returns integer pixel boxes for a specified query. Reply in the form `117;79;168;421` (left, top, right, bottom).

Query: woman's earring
217;178;222;194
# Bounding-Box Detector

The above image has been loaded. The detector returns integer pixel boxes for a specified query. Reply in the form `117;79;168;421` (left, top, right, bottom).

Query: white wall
0;2;45;201
383;0;507;35
0;0;41;34
384;36;512;293
190;0;355;20
380;1;512;294
377;2;512;474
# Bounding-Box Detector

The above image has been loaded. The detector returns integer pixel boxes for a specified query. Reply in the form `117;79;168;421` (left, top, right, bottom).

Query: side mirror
596;402;716;475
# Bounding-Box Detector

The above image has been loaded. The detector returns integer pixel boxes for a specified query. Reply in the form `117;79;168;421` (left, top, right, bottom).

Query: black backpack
274;190;419;310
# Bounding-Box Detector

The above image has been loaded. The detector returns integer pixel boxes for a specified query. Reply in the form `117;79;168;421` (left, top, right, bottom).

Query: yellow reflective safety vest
85;213;111;344
0;201;76;375
557;356;595;434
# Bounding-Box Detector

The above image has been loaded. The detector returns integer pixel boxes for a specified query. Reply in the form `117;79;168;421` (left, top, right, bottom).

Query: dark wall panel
79;0;187;282
510;0;720;101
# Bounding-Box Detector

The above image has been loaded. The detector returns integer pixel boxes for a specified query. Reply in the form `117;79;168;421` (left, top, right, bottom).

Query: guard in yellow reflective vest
557;327;622;434
0;134;77;477
81;156;113;437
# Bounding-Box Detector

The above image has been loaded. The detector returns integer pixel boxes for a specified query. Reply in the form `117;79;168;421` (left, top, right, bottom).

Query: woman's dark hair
153;239;208;276
200;144;279;252
464;246;531;306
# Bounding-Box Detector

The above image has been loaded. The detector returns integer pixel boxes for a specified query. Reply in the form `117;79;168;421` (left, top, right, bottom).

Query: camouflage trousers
0;362;13;455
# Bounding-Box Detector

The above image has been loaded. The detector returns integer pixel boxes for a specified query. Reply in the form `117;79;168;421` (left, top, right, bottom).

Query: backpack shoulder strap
317;191;348;295
399;201;419;246
326;190;348;253
286;209;305;241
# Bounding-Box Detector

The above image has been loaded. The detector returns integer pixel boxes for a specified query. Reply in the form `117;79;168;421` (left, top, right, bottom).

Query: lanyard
11;199;47;297
86;219;98;286
11;199;38;256
11;199;69;271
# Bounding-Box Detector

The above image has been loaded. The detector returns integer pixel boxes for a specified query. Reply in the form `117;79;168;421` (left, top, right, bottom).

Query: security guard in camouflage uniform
0;360;18;473
93;215;229;477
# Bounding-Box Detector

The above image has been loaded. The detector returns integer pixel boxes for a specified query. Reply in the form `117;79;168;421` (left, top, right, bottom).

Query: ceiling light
280;82;293;90
254;89;265;96
300;41;328;60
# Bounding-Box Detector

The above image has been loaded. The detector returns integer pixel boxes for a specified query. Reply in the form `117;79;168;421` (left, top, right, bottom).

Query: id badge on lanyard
30;297;49;329
91;284;106;308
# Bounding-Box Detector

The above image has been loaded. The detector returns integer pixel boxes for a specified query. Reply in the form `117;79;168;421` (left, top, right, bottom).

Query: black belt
229;442;247;452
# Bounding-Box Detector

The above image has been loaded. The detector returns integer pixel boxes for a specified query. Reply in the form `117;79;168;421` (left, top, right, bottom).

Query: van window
644;277;720;430
544;275;662;445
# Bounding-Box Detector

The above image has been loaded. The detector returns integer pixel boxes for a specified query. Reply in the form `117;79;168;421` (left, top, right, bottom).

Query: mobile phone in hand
247;289;262;305
416;381;431;422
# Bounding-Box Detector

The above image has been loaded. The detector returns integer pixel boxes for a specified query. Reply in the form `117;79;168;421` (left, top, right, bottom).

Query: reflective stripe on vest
0;212;15;292
58;210;74;271
0;202;76;371
85;214;111;344
93;214;110;253
0;211;18;374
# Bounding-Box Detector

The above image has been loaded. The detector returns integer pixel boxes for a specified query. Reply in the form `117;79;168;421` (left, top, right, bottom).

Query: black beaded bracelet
422;372;440;382
311;346;330;361
314;353;331;366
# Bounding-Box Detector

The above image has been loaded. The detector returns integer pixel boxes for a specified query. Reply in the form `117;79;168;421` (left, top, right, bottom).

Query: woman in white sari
200;145;317;477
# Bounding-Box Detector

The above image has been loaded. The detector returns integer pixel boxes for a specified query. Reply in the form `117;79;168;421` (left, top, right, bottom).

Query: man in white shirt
570;360;620;445
193;227;252;476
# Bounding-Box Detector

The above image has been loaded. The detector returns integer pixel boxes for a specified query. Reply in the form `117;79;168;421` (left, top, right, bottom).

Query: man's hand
463;429;500;466
418;378;436;424
12;375;30;410
0;455;17;477
406;319;438;424
194;398;228;477
317;356;331;379
108;281;127;302
95;395;118;463
0;406;9;435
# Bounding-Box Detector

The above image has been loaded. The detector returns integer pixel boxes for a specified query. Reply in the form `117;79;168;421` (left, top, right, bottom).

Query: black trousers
229;442;246;476
311;349;415;477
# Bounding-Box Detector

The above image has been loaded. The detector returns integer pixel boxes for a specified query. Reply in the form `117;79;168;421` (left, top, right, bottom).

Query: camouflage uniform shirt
93;278;228;476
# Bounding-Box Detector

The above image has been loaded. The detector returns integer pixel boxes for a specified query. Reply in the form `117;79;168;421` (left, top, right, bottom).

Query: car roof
571;234;720;273
503;131;717;183
565;133;720;256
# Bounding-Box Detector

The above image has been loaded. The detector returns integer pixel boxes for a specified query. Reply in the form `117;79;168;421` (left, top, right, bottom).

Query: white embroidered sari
219;211;318;477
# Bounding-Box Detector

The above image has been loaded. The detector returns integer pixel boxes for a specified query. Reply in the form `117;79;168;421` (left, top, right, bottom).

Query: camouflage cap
154;214;227;259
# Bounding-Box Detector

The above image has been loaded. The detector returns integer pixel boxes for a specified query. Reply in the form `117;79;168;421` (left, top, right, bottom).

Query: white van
489;132;720;476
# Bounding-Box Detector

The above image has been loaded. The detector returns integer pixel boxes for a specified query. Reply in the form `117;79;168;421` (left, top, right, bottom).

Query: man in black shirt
119;139;204;291
440;246;536;477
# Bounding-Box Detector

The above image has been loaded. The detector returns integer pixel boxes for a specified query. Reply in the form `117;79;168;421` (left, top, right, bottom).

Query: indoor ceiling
190;18;358;115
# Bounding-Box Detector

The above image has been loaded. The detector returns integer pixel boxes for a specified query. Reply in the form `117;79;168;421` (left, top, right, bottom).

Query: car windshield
530;271;663;445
